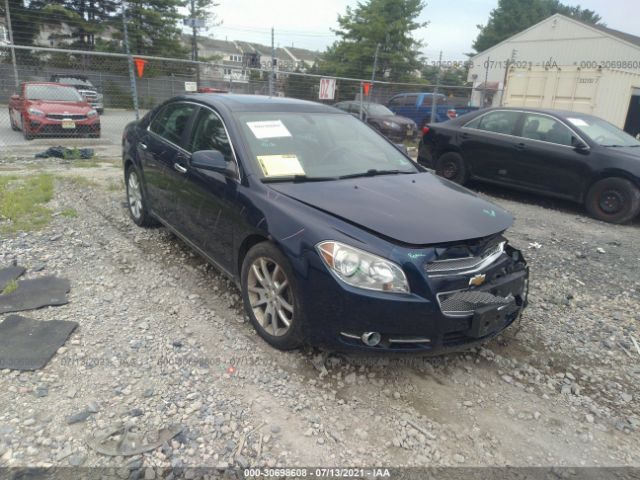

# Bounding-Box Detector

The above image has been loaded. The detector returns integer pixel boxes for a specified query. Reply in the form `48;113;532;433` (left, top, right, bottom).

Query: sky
199;0;639;61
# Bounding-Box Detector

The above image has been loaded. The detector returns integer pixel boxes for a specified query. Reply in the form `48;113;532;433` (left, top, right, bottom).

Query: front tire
585;177;640;224
125;164;158;227
435;152;468;185
241;243;305;350
9;110;19;131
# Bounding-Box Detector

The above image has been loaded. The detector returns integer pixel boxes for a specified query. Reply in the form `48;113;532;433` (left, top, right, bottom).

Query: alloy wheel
127;170;143;220
442;161;459;179
247;257;294;337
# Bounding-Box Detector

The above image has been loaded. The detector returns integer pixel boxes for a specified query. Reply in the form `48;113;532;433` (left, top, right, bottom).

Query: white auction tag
247;120;291;139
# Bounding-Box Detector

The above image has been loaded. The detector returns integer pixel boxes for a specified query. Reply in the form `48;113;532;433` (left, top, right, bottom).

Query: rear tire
585;177;640;224
241;242;305;350
435;152;468;185
125;164;158;227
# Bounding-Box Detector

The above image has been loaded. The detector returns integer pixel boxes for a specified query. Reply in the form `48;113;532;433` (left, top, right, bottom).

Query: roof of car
481;107;597;118
178;93;341;113
22;81;78;87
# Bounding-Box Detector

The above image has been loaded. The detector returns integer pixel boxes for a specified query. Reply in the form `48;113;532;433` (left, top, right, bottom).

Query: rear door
508;112;590;198
459;110;523;180
138;102;197;221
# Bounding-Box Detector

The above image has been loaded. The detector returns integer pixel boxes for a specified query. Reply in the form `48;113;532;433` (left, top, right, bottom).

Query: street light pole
4;0;19;88
122;0;140;120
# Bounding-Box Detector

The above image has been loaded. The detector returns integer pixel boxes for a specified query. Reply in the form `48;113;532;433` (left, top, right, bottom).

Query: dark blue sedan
122;94;528;352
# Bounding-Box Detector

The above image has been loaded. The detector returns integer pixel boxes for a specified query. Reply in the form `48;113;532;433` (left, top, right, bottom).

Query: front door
508;112;591;199
174;106;240;272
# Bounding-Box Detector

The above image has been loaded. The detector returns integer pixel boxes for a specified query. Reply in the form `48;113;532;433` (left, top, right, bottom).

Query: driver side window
186;107;234;162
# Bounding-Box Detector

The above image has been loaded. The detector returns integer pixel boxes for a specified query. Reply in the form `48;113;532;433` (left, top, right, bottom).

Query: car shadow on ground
465;180;640;227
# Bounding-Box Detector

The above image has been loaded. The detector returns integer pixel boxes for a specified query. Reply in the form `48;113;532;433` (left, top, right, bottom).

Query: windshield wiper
261;174;338;183
338;169;417;179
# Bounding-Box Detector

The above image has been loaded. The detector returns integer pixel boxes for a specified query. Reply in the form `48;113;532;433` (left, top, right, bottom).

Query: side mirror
191;149;232;174
572;139;589;152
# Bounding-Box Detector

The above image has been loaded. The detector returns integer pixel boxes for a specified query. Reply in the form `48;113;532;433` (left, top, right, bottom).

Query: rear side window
466;111;520;135
388;96;403;107
402;95;418;106
186;107;234;161
150;102;195;147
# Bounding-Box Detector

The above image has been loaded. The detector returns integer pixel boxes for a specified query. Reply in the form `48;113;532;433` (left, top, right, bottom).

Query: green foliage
60;208;78;218
320;0;427;82
1;280;18;296
473;0;603;53
103;80;134;109
0;174;54;233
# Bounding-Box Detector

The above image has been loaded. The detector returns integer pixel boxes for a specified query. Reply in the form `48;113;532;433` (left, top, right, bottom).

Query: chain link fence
0;44;500;151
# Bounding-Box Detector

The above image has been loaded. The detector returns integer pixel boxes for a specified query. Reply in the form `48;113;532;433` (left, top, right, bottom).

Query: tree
320;0;426;82
473;0;603;53
117;0;188;58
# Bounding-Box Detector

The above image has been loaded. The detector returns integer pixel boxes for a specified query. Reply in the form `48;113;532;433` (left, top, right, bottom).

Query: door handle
174;163;187;174
139;143;148;150
514;142;526;150
461;132;469;139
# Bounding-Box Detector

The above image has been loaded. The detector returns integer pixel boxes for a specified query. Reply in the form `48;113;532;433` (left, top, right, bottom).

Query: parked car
50;74;104;114
333;101;417;142
122;94;528;352
387;92;479;127
8;82;101;140
419;107;640;224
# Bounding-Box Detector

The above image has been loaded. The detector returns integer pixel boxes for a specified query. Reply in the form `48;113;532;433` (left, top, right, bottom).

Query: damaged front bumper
300;238;528;352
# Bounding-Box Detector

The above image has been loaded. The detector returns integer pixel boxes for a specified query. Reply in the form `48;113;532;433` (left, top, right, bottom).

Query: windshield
366;104;394;116
567;116;640;147
25;85;82;102
236;112;418;180
55;77;94;87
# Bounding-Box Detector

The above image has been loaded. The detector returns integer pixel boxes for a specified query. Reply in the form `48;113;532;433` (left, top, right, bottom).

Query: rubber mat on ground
0;315;78;370
0;276;70;314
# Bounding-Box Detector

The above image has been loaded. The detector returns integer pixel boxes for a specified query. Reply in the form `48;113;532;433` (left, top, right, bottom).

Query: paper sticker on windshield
247;120;291;139
568;118;589;127
257;154;305;177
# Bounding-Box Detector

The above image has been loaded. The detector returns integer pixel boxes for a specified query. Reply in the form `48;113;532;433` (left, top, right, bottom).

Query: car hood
267;172;513;245
369;114;415;126
604;146;640;159
26;100;91;114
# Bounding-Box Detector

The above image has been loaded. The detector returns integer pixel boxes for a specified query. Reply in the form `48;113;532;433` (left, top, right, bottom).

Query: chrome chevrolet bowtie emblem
469;273;486;286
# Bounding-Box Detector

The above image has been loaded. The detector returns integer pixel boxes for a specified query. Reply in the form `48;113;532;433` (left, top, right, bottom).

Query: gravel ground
0;157;639;475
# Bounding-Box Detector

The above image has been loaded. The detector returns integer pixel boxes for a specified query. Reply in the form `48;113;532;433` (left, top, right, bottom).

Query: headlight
87;109;98;117
27;107;44;117
382;120;399;128
316;241;409;293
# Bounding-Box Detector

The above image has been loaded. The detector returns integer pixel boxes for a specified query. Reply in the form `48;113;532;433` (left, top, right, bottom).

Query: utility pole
122;1;140;120
190;0;200;85
430;50;443;124
269;27;275;96
368;43;380;109
4;0;19;88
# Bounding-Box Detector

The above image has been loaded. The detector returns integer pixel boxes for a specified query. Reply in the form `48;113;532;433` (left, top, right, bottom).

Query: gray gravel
0;158;639;471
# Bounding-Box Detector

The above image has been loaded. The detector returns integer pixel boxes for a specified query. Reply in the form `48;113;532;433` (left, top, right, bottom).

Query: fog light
361;331;381;346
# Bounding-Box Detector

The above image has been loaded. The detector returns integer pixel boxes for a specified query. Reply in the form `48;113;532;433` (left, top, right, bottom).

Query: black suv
50;74;104;114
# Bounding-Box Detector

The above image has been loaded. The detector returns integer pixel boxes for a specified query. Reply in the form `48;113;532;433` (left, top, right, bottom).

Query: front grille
46;114;87;121
425;241;504;275
78;89;98;100
438;290;513;317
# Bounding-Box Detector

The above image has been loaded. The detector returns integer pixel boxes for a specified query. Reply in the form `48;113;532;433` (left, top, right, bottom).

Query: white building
467;14;640;109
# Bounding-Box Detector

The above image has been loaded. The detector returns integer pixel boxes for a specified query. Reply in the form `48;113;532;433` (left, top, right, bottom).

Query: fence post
430;51;442;124
4;0;19;88
122;1;140;120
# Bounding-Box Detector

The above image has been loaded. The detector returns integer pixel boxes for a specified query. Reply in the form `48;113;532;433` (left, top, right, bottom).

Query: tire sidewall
436;152;467;184
240;243;305;350
125;164;150;227
586;178;640;224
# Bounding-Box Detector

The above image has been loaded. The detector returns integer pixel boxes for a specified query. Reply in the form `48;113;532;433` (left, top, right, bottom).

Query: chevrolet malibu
122;94;528;352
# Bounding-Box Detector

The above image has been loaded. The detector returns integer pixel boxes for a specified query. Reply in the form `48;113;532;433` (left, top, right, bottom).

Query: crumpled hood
267;172;514;245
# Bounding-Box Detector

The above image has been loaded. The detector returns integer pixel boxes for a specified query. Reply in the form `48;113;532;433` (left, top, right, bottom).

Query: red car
8;82;101;140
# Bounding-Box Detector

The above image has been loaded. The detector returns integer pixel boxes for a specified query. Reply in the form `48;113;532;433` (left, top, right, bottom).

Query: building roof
471;13;640;58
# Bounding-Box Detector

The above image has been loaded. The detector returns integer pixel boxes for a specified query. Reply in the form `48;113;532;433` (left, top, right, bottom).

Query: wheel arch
236;233;270;279
584;169;640;202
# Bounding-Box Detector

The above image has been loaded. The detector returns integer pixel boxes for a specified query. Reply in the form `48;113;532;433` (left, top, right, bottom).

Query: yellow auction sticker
257;154;305;177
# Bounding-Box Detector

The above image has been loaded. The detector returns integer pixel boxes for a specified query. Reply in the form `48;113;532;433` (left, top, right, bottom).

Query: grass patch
71;159;101;168
0;174;54;233
1;279;18;295
106;181;124;192
60;208;78;218
63;175;99;188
